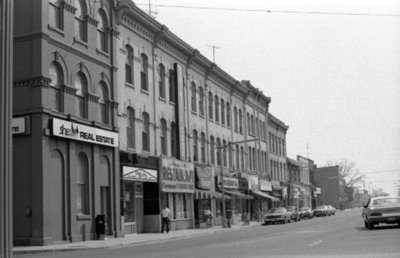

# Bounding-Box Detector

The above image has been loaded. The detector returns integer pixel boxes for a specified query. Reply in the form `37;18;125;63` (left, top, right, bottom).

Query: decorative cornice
62;1;76;14
110;28;120;38
187;49;199;68
87;93;100;103
153;25;168;47
205;63;216;81
86;15;99;26
62;84;77;95
110;100;120;109
13;76;51;88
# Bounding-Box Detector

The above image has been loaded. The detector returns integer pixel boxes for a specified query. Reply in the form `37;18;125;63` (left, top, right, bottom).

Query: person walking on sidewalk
161;206;171;233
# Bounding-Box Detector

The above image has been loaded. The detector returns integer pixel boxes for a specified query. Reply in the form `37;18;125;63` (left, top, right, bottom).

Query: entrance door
100;186;112;235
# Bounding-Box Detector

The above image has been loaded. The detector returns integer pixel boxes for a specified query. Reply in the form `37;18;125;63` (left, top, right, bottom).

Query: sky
133;0;400;196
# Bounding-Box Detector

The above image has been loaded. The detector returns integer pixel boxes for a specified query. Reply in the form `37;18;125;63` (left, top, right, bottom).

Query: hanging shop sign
240;173;259;190
195;166;213;190
122;166;158;182
282;187;288;198
12;117;28;134
160;157;195;193
51;118;118;147
260;180;272;192
217;177;239;190
271;180;282;189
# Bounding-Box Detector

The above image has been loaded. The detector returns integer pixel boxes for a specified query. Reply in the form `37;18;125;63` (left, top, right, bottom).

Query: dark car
299;207;314;219
362;196;400;229
286;206;300;222
313;205;329;217
264;207;291;225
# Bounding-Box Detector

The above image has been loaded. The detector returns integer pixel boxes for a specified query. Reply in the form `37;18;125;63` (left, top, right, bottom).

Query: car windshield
267;208;285;213
371;197;400;207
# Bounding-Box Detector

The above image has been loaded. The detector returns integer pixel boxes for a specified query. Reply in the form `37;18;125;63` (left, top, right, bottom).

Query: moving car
313;205;329;217
286;206;301;222
362;196;400;229
299;207;314;219
264;207;291;225
327;205;336;215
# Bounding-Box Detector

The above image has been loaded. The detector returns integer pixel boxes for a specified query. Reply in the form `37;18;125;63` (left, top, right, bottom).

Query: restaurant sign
195;166;213;190
51;118;118;147
217;177;239;190
260;180;272;192
161;157;195;193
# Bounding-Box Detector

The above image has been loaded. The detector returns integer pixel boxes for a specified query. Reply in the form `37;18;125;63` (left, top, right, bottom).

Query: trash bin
96;214;106;239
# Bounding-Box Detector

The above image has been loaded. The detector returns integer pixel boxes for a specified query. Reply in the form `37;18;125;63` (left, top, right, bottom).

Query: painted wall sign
12;117;26;134
240;173;259;190
195;166;212;190
51;118;118;147
161;157;195;193
260;180;272;192
217;177;239;190
122;166;158;182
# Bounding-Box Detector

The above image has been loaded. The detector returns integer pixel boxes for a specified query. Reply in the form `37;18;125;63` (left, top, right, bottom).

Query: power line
362;169;400;174
135;3;400;17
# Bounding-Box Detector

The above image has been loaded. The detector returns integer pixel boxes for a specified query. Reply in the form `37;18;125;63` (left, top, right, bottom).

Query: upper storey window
141;54;149;91
49;62;63;111
169;69;176;103
97;10;108;53
191;82;197;113
49;0;63;30
199;87;204;116
125;45;134;84
99;82;109;125
75;72;88;119
208;92;213;120
221;99;225;125
214;96;219;122
74;0;88;42
159;64;166;99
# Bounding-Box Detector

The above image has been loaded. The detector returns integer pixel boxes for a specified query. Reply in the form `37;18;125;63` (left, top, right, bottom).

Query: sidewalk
13;221;260;255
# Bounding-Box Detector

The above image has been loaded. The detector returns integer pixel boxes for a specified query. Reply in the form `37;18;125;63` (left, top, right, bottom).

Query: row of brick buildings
12;0;337;246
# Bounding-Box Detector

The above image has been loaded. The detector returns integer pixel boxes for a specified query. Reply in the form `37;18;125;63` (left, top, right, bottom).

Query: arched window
210;136;215;165
255;118;259;137
200;132;206;163
214;96;219;122
247;113;251;134
192;130;198;161
221;99;225;125
142;112;150;151
248;146;252;170
125;45;134;84
141;54;148;91
49;0;63;29
159;64;166;99
191;82;197;113
127;107;135;149
235;144;239;170
74;0;87;42
239;109;243;134
251;115;255;135
99;82;109;124
226;102;231;127
171;122;177;157
199;87;204;116
240;146;244;171
77;153;89;215
75;72;88;118
97;10;108;53
208;92;213;120
234;107;238;132
222;140;227;167
169;69;175;102
160;119;167;155
49;62;63;111
216;138;221;166
228;141;232;168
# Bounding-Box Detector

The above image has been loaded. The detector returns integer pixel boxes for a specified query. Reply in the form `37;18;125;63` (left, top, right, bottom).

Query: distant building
313;166;340;209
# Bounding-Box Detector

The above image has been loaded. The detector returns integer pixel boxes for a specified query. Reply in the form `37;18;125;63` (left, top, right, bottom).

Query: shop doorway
142;182;160;233
100;186;112;235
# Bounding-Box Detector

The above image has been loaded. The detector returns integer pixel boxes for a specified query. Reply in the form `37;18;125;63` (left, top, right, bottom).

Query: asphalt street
16;208;400;258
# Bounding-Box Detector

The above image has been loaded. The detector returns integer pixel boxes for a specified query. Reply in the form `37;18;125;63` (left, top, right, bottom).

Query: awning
251;189;280;202
195;189;231;200
224;189;254;200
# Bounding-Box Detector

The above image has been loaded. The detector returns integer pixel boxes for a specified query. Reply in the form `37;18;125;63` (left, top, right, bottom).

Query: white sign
161;157;195;193
123;166;158;182
52;118;118;147
260;180;272;191
12;117;26;134
217;177;239;190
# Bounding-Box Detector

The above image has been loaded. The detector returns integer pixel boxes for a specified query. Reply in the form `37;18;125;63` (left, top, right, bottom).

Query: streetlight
217;138;259;228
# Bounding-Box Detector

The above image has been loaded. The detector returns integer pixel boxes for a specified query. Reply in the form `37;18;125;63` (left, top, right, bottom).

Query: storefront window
165;192;191;220
123;183;135;222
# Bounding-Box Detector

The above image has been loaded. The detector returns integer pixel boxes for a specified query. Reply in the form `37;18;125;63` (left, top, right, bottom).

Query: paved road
17;208;400;258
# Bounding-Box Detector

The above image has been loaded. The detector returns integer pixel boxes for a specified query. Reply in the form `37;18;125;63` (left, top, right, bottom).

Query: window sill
48;24;65;37
140;89;149;95
159;96;166;103
74;37;88;48
126;147;136;152
125;82;134;89
191;110;197;116
77;214;91;220
96;48;110;58
169;101;176;106
199;114;205;119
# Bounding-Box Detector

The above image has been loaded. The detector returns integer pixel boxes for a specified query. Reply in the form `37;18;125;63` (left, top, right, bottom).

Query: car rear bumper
366;214;400;224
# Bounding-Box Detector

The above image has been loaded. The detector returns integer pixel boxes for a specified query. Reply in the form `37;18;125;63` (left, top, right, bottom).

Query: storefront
160;157;195;230
122;166;159;234
253;179;279;217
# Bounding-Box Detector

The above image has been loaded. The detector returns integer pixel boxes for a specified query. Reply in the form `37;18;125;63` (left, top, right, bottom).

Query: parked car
362;196;400;230
313;205;329;217
299;207;314;219
327;205;336;215
264;207;291;225
286;206;301;222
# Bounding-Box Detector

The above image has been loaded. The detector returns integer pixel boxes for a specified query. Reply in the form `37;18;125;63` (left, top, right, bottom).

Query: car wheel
364;221;368;228
367;221;374;230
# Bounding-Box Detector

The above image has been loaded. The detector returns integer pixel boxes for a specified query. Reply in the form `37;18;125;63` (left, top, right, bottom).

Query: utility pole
0;0;14;257
217;138;259;228
207;44;220;63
